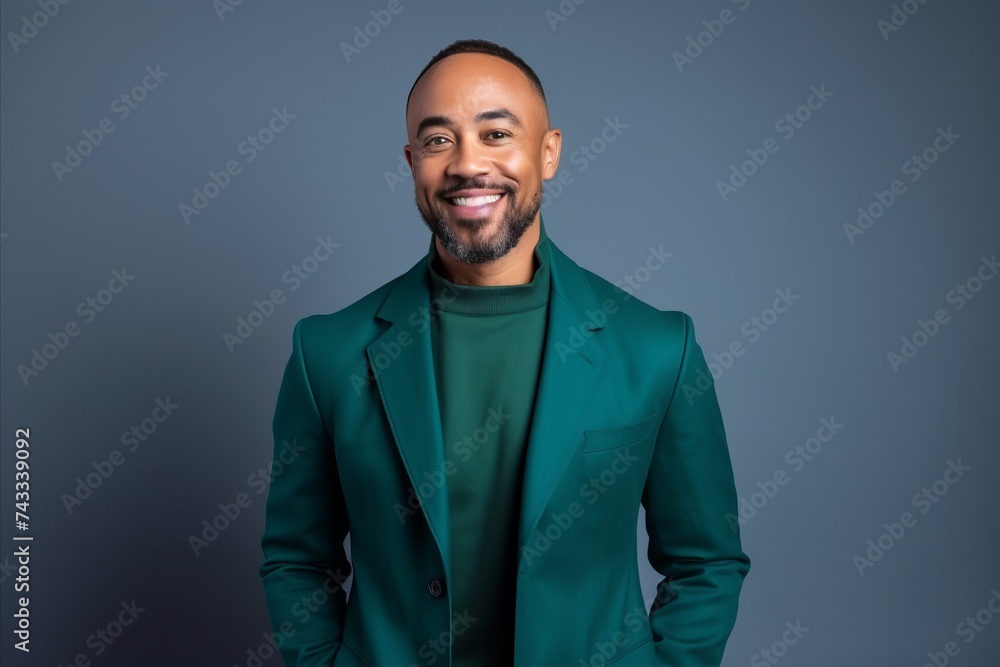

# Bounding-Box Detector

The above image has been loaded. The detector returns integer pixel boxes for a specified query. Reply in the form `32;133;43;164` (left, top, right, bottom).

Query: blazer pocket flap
583;410;661;453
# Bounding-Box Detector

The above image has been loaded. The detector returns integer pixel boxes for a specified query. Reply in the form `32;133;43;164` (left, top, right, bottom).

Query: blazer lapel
368;256;453;580
516;237;608;559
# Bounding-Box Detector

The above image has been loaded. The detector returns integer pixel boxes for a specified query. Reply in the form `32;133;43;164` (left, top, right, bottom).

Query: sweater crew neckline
425;218;551;317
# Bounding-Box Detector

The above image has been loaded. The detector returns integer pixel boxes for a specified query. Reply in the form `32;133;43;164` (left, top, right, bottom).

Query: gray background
2;0;998;665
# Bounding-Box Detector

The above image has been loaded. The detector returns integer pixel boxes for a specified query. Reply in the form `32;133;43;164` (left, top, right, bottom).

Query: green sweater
425;220;551;665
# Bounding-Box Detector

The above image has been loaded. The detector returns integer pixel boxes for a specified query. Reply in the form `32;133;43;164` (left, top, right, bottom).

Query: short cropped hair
405;39;548;115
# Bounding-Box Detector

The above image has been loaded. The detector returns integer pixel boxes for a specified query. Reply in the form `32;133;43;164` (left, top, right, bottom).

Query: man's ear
541;129;562;180
404;145;413;171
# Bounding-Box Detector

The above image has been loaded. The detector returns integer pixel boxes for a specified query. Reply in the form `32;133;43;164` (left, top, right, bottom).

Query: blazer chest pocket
582;410;661;454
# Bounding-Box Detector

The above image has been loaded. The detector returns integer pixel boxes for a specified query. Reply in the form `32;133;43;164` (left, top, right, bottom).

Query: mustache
438;180;515;198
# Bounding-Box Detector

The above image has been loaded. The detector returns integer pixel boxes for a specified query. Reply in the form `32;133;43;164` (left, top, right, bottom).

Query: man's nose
446;136;491;179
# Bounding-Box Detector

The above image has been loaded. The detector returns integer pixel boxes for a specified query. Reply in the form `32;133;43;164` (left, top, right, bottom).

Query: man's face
405;53;560;264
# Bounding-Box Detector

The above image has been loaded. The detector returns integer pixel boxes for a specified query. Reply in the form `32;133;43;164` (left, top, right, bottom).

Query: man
259;39;750;667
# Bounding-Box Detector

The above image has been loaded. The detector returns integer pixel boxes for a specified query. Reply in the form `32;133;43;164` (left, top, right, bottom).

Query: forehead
407;53;539;131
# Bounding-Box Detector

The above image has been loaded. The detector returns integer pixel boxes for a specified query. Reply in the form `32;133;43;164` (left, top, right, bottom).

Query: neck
434;218;540;286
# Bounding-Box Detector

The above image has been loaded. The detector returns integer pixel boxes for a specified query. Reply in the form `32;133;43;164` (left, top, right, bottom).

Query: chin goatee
417;187;542;265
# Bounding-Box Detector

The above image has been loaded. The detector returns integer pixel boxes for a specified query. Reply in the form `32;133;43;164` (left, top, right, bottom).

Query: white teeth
451;194;502;207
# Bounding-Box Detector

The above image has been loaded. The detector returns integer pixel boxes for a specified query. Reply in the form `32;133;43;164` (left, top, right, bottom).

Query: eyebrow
416;107;523;137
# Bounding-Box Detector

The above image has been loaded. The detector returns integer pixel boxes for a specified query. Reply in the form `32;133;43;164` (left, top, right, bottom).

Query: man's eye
487;131;509;140
427;137;449;146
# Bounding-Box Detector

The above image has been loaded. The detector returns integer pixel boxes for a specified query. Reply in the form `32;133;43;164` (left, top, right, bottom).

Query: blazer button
427;577;444;598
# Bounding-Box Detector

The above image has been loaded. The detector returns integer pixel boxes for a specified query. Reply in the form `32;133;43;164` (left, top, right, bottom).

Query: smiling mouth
447;193;505;207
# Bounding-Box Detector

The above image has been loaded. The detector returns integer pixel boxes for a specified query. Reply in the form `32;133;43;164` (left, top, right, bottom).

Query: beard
415;178;542;264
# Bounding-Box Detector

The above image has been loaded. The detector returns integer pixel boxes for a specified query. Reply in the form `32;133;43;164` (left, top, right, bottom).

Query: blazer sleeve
641;311;751;666
259;317;352;666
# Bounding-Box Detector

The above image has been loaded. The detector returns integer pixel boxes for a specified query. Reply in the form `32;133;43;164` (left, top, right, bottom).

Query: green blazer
259;220;750;666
